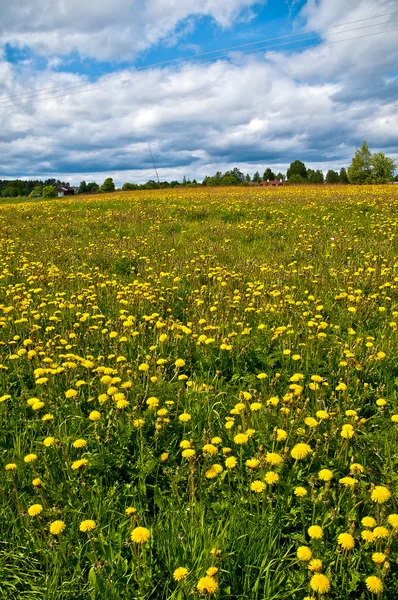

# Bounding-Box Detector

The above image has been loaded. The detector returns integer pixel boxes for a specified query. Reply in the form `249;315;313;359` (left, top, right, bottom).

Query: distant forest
1;143;396;197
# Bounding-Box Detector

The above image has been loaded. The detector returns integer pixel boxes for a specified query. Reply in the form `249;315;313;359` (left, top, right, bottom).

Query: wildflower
372;552;386;564
206;464;223;479
80;520;96;532
294;487;308;497
318;469;333;482
309;559;323;572
373;526;389;539
225;456;237;469
308;525;323;539
310;573;330;594
179;413;191;422
206;567;218;576
49;520;66;535
5;463;17;471
146;397;159;409
131;526;151;543
362;516;377;528
24;454;37;464
265;471;279;485
89;411;101;421
32;478;42;487
28;504;43;516
276;428;287;441
73;439;87;449
365;576;383;594
296;546;312;561
371;486;391;504
197;576;218;594
246;458;260;469
250;402;262;411
71;459;88;470
182;449;195;458
391;414;398;423
234;433;249;445
32;401;45;411
316;410;329;419
125;507;136;515
251;480;266;493
65;389;77;398
361;530;375;542
304;417;318;428
202;444;218;455
175;359;185;368
387;514;398;530
257;373;267;380
337;533;355;550
161;452;169;462
116;399;129;409
350;463;364;474
173;567;189;581
42;413;54;422
265;452;283;466
43;437;57;447
291;443;312;460
339;476;357;488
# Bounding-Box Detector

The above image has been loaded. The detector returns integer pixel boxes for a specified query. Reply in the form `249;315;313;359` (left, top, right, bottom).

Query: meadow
1;185;398;599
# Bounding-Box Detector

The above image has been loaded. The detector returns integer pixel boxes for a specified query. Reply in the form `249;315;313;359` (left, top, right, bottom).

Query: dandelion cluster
1;185;398;598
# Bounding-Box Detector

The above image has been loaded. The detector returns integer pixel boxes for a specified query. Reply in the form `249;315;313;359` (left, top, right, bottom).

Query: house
56;185;75;197
260;179;285;187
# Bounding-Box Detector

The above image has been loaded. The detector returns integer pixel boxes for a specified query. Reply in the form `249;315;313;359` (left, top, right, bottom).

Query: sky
0;0;397;185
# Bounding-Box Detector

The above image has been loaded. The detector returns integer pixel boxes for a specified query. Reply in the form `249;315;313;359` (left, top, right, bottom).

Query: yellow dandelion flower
387;514;398;530
89;411;101;421
173;567;189;581
371;486;391;504
361;516;377;528
361;530;375;543
197;576;218;594
234;433;249;445
308;525;323;539
131;526;151;543
318;469;333;482
309;559;323;572
265;452;283;466
73;439;87;449
372;552;386;564
296;546;312;561
24;454;37;464
337;533;355;550
28;504;43;517
5;463;17;471
310;573;330;594
182;449;195;458
294;487;308;498
373;526;389;539
65;389;77;399
178;413;191;422
291;443;312;460
251;480;266;493
264;471;279;485
125;507;136;515
49;520;66;535
246;458;260;469
71;458;88;470
225;456;237;469
366;576;383;594
80;520;96;532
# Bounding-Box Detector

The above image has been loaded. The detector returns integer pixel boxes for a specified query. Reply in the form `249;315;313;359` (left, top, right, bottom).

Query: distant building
260;179;285;187
56;185;75;197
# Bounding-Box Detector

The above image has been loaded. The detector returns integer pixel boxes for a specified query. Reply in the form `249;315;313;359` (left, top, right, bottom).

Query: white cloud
0;0;397;183
0;0;266;61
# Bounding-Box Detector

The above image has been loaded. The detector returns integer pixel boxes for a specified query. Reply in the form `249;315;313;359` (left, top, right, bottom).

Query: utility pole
147;142;160;186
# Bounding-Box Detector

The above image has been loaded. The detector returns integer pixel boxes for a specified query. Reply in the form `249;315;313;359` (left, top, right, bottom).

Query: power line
0;24;397;111
0;10;397;107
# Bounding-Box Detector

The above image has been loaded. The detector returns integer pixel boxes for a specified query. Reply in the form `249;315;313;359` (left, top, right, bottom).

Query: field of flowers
1;185;398;599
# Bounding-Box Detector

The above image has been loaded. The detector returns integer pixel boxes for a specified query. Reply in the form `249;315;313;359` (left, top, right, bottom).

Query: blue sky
0;0;397;184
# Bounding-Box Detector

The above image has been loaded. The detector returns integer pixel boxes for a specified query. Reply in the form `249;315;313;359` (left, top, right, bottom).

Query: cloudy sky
0;0;397;185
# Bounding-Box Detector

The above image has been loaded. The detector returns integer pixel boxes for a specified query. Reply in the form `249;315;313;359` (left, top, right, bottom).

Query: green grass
1;185;398;599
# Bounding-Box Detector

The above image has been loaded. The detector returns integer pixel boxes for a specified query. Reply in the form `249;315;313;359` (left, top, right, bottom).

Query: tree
220;175;239;186
205;177;221;186
100;177;115;193
394;174;398;182
245;173;251;182
224;168;244;183
252;172;261;183
287;160;307;180
86;182;99;193
42;185;56;198
276;172;285;181
288;174;305;184
122;182;139;191
263;168;276;181
307;169;324;184
29;186;42;198
370;152;396;183
339;168;348;184
79;181;88;193
326;170;340;184
347;141;372;184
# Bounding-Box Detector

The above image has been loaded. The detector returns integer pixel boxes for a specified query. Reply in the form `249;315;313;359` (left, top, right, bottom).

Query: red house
260;179;285;187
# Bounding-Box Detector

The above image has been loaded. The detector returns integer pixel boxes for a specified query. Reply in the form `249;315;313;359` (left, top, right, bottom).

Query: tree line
0;142;396;198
